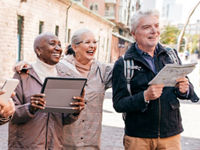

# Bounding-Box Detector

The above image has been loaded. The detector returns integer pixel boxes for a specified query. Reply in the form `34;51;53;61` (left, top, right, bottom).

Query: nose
89;42;97;48
151;27;156;33
55;44;60;49
55;44;62;52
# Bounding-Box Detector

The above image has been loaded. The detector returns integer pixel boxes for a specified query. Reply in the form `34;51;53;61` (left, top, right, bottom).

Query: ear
131;31;136;40
71;44;77;52
35;47;42;57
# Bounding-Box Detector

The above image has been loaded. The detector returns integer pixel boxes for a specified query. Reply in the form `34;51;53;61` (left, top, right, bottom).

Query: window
95;4;98;11
39;21;44;34
105;5;109;11
17;15;24;61
90;3;98;11
55;25;59;36
90;5;93;10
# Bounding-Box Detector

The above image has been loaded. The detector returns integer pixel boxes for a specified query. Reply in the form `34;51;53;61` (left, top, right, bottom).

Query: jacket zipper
155;55;162;138
158;98;161;137
45;113;50;150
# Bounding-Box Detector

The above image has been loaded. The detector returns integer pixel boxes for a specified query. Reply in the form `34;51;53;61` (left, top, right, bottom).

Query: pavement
0;56;200;150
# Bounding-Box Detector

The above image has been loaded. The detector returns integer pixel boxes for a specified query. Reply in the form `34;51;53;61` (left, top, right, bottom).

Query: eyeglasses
75;40;98;45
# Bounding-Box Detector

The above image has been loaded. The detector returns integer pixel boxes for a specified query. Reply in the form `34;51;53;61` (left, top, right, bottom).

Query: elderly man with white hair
112;9;199;150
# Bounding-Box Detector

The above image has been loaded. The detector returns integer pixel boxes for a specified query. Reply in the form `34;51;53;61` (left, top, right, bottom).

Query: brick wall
0;0;114;82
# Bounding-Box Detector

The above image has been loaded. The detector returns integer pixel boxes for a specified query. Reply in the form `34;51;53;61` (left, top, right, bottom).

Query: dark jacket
112;43;199;138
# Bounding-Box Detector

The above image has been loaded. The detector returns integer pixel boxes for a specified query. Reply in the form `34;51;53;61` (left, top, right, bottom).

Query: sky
176;0;200;23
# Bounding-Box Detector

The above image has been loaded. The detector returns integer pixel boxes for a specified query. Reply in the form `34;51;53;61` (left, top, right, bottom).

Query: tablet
40;77;87;113
0;79;19;101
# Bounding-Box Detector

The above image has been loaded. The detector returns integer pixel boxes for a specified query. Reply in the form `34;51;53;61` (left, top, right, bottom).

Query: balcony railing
105;10;115;20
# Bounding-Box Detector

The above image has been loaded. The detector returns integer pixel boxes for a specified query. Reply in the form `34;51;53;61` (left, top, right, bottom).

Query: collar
34;58;56;70
32;58;57;83
135;44;158;57
124;42;167;60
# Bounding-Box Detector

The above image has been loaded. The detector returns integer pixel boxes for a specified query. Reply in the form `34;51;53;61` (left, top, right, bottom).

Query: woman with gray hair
57;28;112;150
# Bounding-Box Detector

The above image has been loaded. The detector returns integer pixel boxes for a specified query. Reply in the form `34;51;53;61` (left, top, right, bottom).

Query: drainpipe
65;1;72;43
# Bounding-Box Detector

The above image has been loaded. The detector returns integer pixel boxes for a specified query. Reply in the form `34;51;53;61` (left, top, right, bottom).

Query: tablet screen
41;77;87;113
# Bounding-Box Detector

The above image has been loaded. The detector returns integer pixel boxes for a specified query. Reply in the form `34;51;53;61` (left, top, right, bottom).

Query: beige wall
0;0;113;81
68;3;113;63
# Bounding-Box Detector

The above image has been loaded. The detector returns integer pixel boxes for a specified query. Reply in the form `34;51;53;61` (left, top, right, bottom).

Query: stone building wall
0;0;114;82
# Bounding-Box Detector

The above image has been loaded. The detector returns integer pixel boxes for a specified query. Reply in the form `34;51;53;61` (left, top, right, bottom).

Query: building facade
0;0;114;81
82;0;137;62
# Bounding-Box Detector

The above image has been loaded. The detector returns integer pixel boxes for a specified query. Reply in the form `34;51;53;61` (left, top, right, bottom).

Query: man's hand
176;77;189;94
144;84;164;101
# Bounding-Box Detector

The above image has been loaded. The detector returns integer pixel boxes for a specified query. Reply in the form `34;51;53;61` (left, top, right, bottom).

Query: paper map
148;63;197;87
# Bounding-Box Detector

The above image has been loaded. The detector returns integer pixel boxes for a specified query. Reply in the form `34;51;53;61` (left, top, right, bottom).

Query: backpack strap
165;47;181;65
122;55;134;95
122;55;135;120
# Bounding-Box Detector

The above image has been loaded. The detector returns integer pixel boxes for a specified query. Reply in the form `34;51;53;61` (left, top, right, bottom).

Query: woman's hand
0;91;15;118
13;61;30;73
70;89;85;112
0;91;6;106
29;94;46;114
0;99;15;118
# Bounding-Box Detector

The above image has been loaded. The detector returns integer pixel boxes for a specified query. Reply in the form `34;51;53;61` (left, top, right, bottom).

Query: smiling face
132;15;160;53
36;34;62;65
72;32;97;64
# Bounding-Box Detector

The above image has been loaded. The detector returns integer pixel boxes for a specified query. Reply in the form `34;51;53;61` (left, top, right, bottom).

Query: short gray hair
130;9;160;33
71;28;93;45
33;32;56;57
33;32;56;51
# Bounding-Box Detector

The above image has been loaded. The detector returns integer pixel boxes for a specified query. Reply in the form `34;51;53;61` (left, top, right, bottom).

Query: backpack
122;47;180;120
123;47;180;95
